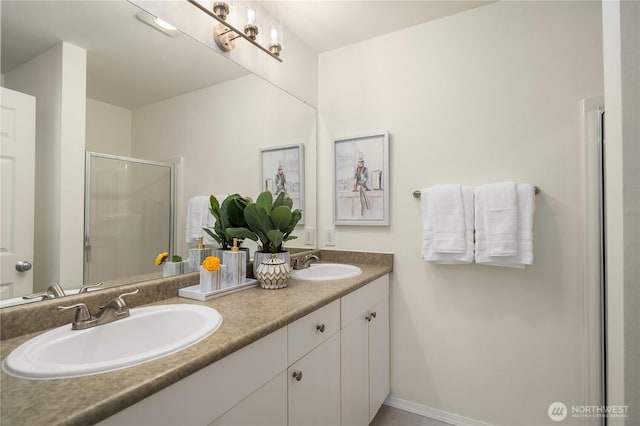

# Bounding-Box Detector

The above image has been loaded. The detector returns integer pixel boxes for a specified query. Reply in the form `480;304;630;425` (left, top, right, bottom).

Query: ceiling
261;1;494;53
1;1;492;108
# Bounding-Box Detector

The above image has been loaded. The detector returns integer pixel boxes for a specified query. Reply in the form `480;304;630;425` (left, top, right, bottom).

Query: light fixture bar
187;0;283;63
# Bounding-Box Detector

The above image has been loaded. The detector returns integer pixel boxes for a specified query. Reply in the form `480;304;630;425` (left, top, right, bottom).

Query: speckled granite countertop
0;251;392;426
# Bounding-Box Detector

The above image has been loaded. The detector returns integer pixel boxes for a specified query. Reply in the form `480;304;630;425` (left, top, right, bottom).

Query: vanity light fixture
243;7;259;40
268;27;282;57
187;0;283;62
136;12;180;37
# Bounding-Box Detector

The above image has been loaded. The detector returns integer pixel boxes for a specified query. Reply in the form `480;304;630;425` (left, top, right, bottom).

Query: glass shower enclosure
84;152;174;285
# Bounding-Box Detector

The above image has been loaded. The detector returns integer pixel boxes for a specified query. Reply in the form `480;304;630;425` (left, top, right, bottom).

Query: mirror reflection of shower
84;152;174;285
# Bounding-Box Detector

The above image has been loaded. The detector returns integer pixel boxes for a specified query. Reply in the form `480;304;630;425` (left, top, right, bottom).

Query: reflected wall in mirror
0;0;317;308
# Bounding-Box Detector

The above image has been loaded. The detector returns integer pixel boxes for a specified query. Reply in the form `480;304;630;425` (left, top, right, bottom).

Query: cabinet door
368;297;390;422
288;332;341;426
341;314;369;426
210;371;287;426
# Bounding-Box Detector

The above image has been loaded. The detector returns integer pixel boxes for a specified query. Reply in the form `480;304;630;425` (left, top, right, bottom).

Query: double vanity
0;250;392;425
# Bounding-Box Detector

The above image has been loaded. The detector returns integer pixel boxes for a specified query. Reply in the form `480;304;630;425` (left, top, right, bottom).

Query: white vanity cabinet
98;328;288;426
210;371;288;426
287;300;341;426
340;275;390;425
99;275;389;426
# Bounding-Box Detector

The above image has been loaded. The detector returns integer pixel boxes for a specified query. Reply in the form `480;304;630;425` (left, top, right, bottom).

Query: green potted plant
204;193;252;259
227;191;302;277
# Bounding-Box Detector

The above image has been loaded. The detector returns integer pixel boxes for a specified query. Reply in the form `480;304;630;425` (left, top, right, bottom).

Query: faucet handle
101;288;139;310
58;303;93;322
79;281;103;294
117;288;139;304
22;291;53;301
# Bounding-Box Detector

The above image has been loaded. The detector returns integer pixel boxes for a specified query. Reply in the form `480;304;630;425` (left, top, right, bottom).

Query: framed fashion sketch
333;132;389;226
260;143;304;224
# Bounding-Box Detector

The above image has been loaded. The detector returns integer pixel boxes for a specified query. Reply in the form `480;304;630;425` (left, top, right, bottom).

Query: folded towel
482;182;518;255
186;196;217;245
475;184;535;268
422;185;474;264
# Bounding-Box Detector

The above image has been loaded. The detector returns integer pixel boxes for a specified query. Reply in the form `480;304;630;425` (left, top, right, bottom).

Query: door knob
15;261;32;272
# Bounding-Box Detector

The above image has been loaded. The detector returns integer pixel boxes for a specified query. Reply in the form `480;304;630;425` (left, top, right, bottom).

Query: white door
0;87;36;298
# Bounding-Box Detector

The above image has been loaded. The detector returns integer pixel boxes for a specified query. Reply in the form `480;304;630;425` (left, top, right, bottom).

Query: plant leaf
270;205;292;231
226;227;258;241
203;228;223;246
256;191;273;214
266;230;284;253
244;203;271;248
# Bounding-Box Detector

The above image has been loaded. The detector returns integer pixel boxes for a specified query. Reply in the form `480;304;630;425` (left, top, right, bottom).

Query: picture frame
333;132;390;226
260;143;305;224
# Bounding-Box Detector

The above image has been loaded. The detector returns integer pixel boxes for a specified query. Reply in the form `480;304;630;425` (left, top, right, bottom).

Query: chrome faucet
58;289;139;330
23;283;67;301
293;254;319;270
23;282;103;301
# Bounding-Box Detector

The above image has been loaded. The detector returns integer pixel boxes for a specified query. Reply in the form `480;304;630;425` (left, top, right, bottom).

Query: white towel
475;184;535;268
422;185;474;264
186;196;216;245
483;182;518;255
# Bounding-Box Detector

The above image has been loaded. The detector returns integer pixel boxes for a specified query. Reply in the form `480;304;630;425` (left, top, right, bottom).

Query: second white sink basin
291;263;362;281
2;304;222;380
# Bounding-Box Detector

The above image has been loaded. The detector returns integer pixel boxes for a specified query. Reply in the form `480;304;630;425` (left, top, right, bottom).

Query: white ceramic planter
253;251;290;277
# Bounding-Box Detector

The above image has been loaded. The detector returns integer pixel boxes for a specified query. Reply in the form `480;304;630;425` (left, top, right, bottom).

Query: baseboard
384;396;495;426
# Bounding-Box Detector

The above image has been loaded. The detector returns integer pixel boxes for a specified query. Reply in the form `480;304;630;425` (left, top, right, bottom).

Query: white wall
4;42;86;292
86;98;133;156
131;74;316;259
602;1;640;425
318;2;603;425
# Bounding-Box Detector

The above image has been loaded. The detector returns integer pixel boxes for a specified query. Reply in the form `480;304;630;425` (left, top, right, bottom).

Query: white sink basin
2;304;222;380
291;263;362;281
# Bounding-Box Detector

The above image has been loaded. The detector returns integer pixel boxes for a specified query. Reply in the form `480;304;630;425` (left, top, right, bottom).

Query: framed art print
333;132;389;226
260;143;304;224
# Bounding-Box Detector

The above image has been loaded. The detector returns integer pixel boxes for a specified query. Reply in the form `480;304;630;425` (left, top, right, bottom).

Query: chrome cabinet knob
15;261;32;272
316;323;325;333
365;311;377;322
371;312;377;319
292;371;303;381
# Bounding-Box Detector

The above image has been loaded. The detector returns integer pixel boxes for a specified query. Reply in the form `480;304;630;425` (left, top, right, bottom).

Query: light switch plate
324;228;335;246
304;228;315;245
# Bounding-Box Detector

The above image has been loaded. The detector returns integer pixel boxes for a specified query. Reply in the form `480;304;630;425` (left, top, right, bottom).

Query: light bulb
270;28;278;43
247;8;255;25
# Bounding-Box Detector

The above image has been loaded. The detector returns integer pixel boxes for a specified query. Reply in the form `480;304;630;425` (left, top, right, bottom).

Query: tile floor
370;405;452;426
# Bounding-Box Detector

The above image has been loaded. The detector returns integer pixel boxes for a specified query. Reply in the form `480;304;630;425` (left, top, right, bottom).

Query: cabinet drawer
288;299;340;364
341;275;389;328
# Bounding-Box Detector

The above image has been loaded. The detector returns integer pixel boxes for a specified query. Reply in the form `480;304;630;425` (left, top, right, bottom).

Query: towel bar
412;186;540;198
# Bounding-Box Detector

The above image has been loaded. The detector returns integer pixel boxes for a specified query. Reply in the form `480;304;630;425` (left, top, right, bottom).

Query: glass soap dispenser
222;238;246;288
189;236;211;273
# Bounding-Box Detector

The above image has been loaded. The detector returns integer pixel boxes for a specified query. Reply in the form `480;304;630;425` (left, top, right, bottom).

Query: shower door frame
83;152;176;284
582;96;607;426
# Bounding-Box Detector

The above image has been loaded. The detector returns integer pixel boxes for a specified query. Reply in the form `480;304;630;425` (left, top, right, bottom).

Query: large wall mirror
0;0;317;308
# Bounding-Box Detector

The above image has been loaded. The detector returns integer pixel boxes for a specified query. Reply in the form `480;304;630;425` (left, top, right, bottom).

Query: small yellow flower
202;256;221;272
155;252;169;266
